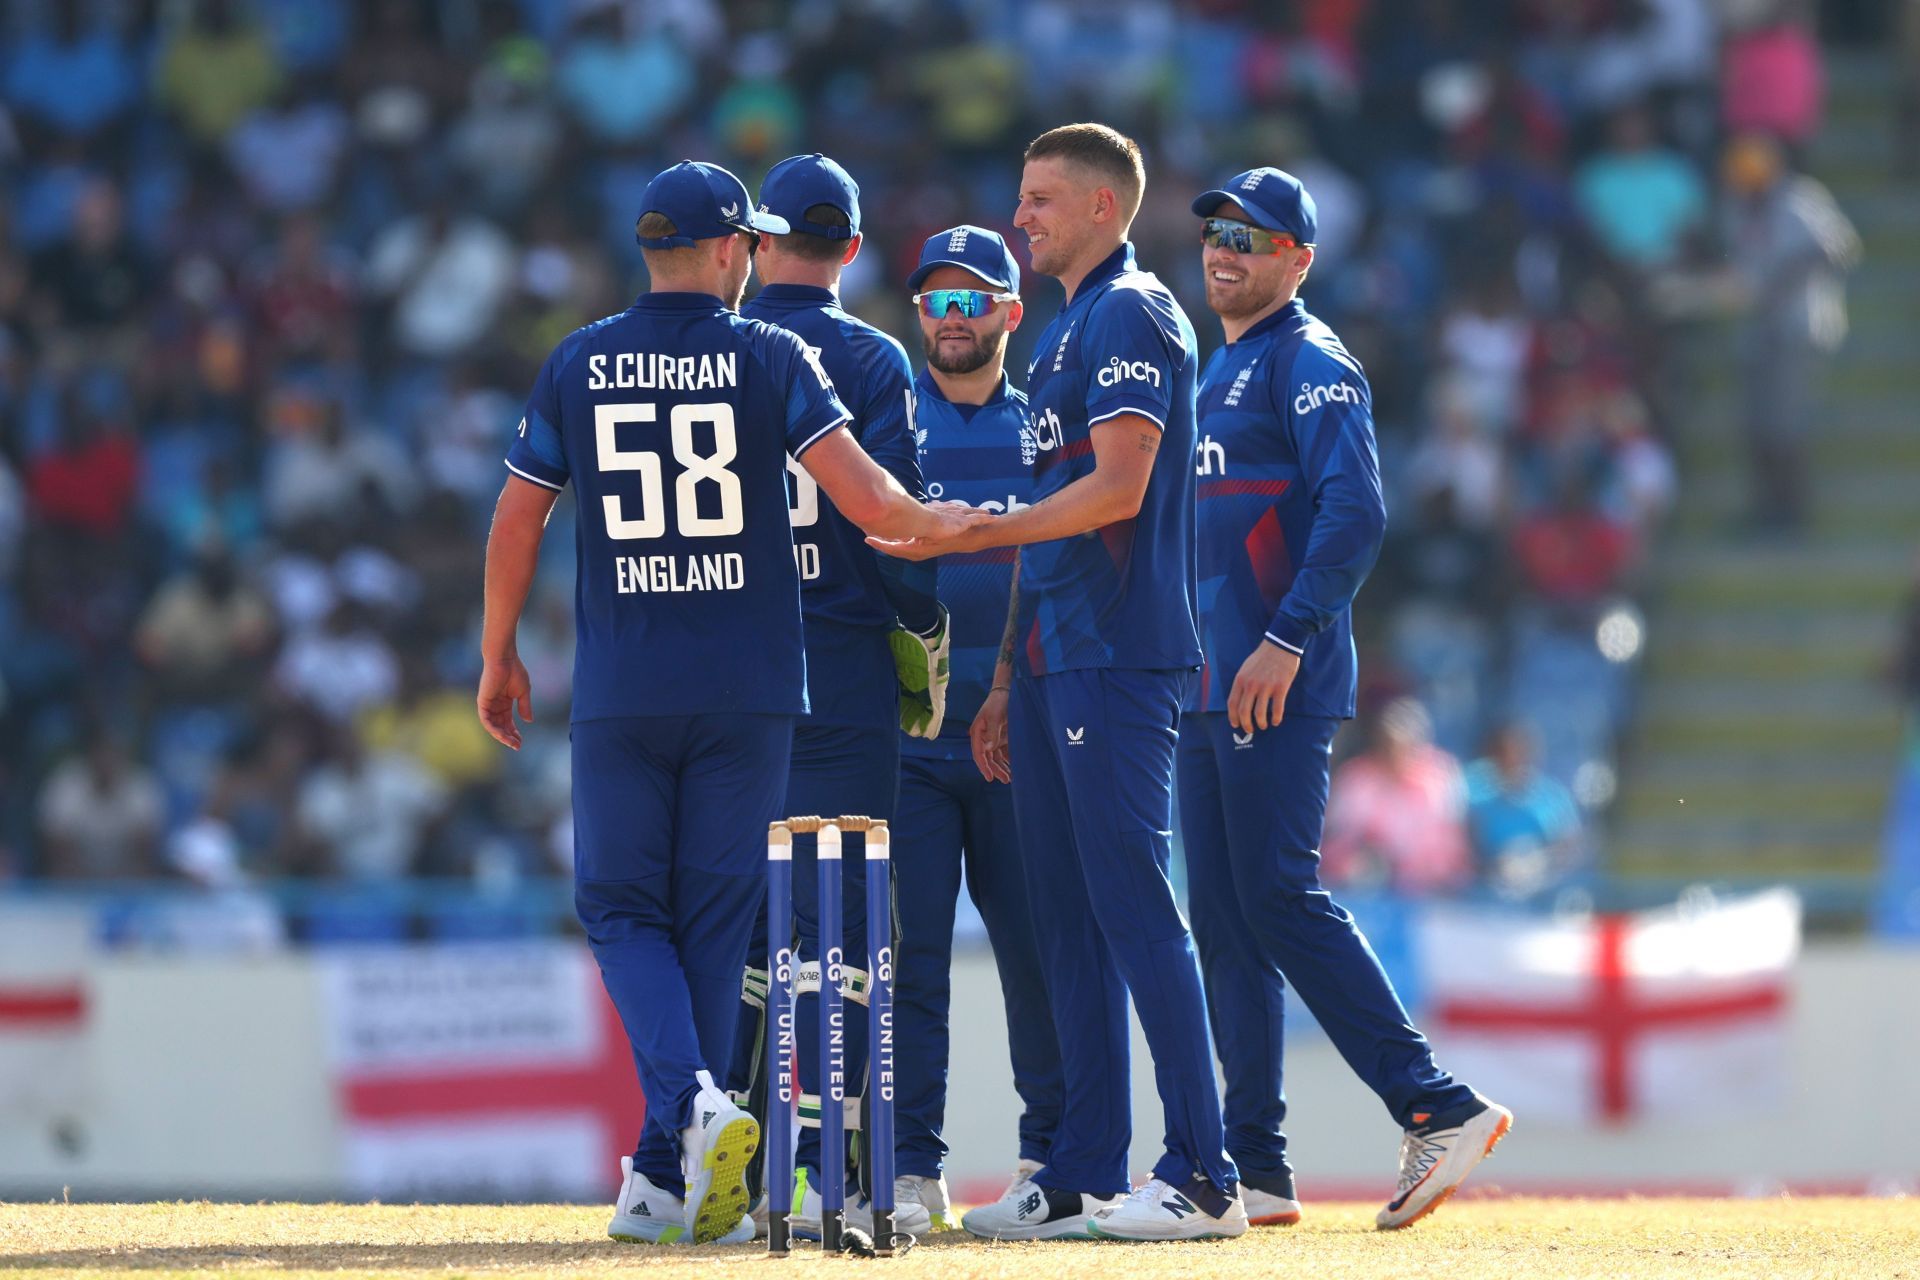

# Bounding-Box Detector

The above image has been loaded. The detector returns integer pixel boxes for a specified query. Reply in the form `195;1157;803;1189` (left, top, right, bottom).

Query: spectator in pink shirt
1723;16;1823;148
1322;700;1472;895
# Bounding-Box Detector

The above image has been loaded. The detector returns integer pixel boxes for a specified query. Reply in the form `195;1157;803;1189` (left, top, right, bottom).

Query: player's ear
841;233;861;268
1005;300;1024;332
1092;185;1117;225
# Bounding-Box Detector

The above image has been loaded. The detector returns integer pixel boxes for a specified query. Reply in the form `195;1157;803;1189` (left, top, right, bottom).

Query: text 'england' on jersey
1188;297;1382;720
503;292;851;721
905;369;1034;755
1015;242;1202;677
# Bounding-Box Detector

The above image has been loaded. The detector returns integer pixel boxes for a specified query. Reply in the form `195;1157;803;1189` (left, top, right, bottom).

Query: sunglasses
912;288;1019;319
734;226;762;253
1201;217;1301;255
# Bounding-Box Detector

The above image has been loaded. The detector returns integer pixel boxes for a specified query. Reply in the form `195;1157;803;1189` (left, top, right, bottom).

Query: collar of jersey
634;291;727;311
751;283;838;307
1229;297;1306;347
1065;241;1138;306
915;366;1013;410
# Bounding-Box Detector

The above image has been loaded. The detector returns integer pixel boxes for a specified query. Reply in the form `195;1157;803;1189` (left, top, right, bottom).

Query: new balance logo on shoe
1165;1194;1195;1219
1018;1190;1043;1219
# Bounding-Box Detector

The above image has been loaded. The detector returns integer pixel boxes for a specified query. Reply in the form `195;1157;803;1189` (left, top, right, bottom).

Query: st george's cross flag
1416;890;1799;1125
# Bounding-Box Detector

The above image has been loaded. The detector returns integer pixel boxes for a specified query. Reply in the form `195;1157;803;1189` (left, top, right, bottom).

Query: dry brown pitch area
3;1198;1917;1280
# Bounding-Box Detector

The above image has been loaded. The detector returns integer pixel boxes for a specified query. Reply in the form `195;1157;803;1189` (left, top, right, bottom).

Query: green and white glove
890;604;951;739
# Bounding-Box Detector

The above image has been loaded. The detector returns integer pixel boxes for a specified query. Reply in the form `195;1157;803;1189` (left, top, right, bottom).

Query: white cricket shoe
1088;1175;1248;1241
896;1173;955;1230
960;1174;1120;1241
1003;1159;1045;1197
679;1071;761;1244
747;1192;768;1239
1375;1098;1513;1230
1244;1185;1303;1226
608;1156;754;1245
789;1176;934;1240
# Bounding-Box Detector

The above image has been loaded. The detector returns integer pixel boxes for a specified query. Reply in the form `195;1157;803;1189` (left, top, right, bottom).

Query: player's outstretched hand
970;685;1012;784
1228;640;1301;734
867;501;995;562
477;655;535;750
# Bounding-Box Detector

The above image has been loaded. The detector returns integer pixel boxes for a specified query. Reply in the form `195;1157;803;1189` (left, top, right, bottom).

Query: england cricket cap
1192;167;1318;245
635;160;789;249
907;225;1021;294
757;153;861;240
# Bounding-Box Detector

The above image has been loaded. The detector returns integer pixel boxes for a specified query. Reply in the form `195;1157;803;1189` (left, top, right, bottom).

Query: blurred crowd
0;0;1850;927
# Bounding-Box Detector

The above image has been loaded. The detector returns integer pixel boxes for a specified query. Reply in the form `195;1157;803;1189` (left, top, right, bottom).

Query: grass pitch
3;1198;1916;1280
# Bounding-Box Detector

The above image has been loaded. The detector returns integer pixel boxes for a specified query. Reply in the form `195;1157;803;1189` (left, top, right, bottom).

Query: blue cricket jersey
742;283;934;726
504;291;851;722
903;368;1034;759
1015;243;1201;676
1188;297;1386;720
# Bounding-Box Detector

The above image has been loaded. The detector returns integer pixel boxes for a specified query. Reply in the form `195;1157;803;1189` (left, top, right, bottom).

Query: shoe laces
1124;1177;1172;1206
1001;1168;1037;1199
1395;1128;1450;1195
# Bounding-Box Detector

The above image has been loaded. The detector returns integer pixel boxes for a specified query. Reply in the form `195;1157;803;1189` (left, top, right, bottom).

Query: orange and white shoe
1244;1186;1303;1226
1375;1098;1512;1230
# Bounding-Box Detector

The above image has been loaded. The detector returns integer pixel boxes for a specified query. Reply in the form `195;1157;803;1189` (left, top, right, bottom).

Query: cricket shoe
1003;1159;1045;1196
1087;1174;1248;1241
608;1156;754;1245
789;1174;935;1241
960;1174;1120;1241
679;1071;761;1244
1243;1185;1303;1226
1376;1097;1514;1230
896;1173;955;1230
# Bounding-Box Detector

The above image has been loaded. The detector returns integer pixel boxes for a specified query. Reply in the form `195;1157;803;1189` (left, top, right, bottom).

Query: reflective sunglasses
913;288;1019;319
1201;217;1301;255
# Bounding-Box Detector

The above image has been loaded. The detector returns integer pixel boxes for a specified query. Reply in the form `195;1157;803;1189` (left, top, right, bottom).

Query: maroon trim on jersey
1198;478;1292;499
1024;616;1048;676
1034;437;1095;473
1245;506;1294;611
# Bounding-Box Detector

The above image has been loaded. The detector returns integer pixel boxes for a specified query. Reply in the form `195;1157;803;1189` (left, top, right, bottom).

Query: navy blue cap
1192;168;1317;245
757;153;860;240
906;225;1020;294
636;160;789;249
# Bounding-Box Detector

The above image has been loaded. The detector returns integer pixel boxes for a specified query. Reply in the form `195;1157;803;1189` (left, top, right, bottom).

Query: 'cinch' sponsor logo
1096;356;1162;388
1294;381;1361;414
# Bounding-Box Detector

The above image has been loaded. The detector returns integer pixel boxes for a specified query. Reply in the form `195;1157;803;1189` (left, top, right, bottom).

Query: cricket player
1180;167;1512;1231
477;160;978;1247
873;124;1243;1243
889;225;1064;1228
725;152;944;1240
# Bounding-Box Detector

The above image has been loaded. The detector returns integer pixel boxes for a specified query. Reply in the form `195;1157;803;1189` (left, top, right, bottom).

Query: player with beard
872;124;1242;1244
479;160;983;1248
888;226;1064;1229
1180;167;1512;1231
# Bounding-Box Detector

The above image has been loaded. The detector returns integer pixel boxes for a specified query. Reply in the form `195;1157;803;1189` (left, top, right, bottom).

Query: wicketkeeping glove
890;604;951;739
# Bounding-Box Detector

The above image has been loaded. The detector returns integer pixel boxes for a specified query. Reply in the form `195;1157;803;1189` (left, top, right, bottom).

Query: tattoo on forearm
1137;431;1160;454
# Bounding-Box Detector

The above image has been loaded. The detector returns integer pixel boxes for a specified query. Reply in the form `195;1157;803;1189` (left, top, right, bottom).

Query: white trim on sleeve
505;460;565;491
1086;405;1167;432
792;414;853;458
1263;632;1306;656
